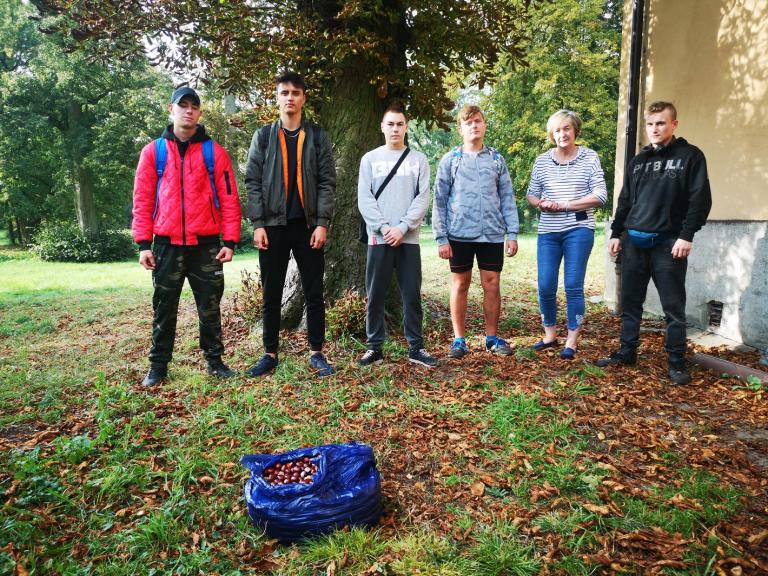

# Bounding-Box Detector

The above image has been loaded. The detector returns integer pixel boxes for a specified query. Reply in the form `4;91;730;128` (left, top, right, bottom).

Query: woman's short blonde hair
546;110;582;143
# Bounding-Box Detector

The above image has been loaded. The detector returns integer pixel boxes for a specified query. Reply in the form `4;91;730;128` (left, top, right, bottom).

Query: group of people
131;72;712;388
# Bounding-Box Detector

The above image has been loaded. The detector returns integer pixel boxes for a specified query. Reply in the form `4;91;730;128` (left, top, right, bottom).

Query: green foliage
325;288;367;340
32;1;533;127
32;221;135;262
485;0;623;228
0;0;172;243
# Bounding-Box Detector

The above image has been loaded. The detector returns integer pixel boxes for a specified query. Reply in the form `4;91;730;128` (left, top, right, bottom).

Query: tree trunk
15;216;29;245
67;101;98;235
277;65;387;328
7;218;16;245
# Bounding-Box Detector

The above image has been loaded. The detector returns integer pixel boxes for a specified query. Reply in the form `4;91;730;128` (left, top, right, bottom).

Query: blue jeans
537;227;595;331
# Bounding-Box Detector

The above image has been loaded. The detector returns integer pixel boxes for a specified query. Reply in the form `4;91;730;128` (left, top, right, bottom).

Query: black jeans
259;219;325;354
619;236;688;366
150;242;224;364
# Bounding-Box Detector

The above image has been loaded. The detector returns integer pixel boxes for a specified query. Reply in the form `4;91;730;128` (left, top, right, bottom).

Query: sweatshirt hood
640;136;688;156
161;124;210;143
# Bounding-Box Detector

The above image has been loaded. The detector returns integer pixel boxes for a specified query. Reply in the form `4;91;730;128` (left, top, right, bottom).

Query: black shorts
448;240;504;273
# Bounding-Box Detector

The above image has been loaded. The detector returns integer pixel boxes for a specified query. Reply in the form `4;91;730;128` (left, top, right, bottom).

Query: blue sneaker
245;354;278;377
486;337;513;356
760;351;768;368
448;339;470;359
310;353;335;377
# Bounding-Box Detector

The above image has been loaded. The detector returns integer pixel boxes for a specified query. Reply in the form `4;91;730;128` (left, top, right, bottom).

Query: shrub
32;222;136;263
232;269;263;325
326;289;366;340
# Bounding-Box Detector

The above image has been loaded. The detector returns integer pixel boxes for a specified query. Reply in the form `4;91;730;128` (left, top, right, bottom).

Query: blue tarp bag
241;443;383;543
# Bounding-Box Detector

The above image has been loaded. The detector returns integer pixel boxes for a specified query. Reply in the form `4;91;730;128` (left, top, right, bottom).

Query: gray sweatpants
365;243;423;351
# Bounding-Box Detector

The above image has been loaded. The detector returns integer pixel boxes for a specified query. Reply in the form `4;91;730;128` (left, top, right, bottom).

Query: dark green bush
32;222;136;262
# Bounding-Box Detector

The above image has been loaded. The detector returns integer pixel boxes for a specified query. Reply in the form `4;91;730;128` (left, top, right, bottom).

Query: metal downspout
615;0;646;314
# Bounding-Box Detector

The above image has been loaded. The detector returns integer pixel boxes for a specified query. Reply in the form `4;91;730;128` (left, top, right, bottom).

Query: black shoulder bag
358;147;410;244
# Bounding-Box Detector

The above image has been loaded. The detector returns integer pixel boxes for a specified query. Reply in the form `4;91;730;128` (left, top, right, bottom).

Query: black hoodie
611;137;712;242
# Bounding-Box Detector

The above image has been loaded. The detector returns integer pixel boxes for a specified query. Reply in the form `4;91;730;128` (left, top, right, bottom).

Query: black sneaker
358;349;384;366
245;354;278;377
595;351;636;367
141;363;167;387
669;365;691;385
408;348;439;368
207;358;237;378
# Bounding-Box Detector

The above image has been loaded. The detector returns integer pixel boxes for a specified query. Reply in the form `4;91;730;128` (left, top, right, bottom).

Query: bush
232;269;263;325
326;289;366;340
32;222;136;262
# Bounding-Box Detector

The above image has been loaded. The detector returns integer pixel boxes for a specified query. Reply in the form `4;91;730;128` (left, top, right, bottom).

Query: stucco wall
604;222;768;349
607;0;768;347
613;0;768;220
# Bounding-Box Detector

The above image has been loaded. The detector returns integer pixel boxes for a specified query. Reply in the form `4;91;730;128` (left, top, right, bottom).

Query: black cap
171;86;201;106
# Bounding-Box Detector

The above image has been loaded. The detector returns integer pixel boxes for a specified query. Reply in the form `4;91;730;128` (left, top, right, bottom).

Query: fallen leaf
583;503;611;515
470;481;485;497
326;560;336;576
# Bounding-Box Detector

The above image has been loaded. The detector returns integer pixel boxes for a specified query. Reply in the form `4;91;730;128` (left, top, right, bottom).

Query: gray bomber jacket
245;119;336;229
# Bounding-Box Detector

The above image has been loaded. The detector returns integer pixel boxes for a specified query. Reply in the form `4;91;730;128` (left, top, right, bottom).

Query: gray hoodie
432;146;519;246
357;146;430;245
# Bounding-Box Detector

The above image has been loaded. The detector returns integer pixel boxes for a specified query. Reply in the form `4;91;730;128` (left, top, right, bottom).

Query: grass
0;225;759;575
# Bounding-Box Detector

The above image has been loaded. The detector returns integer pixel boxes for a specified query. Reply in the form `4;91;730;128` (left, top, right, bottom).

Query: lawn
1;229;766;575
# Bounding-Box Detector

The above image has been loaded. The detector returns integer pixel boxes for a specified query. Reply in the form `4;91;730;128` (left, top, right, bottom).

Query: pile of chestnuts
263;456;318;486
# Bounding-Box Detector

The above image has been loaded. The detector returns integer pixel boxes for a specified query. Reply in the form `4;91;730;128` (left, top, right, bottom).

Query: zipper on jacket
180;149;186;245
224;170;232;195
209;197;217;224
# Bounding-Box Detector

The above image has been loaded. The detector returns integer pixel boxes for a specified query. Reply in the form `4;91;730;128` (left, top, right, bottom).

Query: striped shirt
526;146;608;234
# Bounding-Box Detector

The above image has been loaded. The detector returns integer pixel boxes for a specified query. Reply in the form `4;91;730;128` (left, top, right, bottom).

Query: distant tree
484;0;622;229
0;0;172;242
31;0;536;319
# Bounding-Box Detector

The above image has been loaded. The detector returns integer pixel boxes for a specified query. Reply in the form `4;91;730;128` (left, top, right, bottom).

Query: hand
216;247;234;263
505;239;518;257
310;226;327;249
383;227;404;247
671;238;692;259
139;249;156;270
608;238;621;258
539;199;558;212
438;243;452;260
253;227;268;250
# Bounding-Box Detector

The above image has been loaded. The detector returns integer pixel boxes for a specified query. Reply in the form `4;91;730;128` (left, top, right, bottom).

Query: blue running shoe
310;353;335;377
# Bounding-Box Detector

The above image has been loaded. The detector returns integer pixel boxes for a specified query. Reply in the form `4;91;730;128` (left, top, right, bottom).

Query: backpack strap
487;146;503;178
202;139;219;209
257;124;271;153
448;145;463;191
153;138;167;220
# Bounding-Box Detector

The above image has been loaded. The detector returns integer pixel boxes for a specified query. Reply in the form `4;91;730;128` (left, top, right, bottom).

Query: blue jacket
432;146;519;246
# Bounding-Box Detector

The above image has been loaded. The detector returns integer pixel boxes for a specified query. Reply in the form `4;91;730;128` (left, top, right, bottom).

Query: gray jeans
365;243;423;351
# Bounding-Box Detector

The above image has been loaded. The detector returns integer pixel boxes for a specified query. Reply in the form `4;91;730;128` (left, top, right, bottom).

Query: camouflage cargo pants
149;242;225;364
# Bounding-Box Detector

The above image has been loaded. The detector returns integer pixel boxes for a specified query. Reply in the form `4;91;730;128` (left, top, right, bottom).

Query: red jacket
132;126;242;247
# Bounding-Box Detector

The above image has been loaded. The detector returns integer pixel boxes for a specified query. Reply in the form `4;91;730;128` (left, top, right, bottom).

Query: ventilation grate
707;300;723;327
